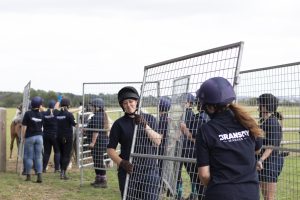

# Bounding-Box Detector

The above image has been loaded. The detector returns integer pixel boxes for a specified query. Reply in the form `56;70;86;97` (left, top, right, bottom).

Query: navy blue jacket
42;109;59;136
22;110;43;138
196;110;262;187
56;109;76;137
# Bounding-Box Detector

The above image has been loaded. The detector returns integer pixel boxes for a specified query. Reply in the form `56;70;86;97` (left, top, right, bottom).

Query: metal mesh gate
16;81;31;175
78;82;143;199
124;42;244;199
237;62;300;200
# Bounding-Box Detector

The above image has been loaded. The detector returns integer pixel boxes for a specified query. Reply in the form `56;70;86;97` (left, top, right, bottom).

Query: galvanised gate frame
124;42;244;200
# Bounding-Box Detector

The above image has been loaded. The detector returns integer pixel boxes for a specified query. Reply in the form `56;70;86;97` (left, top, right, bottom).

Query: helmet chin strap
124;109;138;117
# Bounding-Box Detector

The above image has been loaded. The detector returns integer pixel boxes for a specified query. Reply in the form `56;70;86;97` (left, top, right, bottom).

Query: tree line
0;89;82;108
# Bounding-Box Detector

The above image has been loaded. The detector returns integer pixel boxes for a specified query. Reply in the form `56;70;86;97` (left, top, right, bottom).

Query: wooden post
0;108;6;172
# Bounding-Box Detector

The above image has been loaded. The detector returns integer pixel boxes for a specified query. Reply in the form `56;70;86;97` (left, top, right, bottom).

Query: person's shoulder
112;115;126;124
265;116;280;126
141;112;155;119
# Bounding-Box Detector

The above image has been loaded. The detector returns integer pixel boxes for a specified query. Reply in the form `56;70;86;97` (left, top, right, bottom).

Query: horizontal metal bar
79;163;94;168
130;153;197;163
79;150;91;154
240;61;300;74
281;140;300;145
262;145;300;153
252;115;300;119
83;81;143;85
282;128;300;132
80;156;92;161
81;128;109;132
144;42;243;70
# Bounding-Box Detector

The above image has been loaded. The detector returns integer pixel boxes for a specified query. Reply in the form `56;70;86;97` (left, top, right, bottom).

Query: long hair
103;111;110;136
97;107;110;136
229;104;263;138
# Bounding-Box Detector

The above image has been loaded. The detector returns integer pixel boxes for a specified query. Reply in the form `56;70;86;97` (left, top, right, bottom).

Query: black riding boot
25;174;31;181
37;173;42;183
60;170;69;180
90;175;98;186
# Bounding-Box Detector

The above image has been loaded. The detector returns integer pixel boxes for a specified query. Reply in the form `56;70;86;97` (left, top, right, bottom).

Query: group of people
21;96;77;183
19;76;285;200
106;77;285;200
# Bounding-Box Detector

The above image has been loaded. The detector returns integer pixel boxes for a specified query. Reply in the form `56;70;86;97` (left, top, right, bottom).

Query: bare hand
256;160;263;171
89;143;95;148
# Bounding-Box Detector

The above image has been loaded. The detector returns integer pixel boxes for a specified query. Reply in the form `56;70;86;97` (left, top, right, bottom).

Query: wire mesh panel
125;42;244;200
78;82;142;199
237;62;300;200
16;81;31;175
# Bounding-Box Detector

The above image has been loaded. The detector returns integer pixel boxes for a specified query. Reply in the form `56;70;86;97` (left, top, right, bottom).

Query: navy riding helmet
117;86;139;108
31;96;43;109
179;93;195;104
48;99;56;109
90;98;105;110
196;77;236;106
257;93;278;113
159;96;172;112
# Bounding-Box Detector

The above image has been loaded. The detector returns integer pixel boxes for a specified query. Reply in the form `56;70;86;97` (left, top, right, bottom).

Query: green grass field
1;107;300;199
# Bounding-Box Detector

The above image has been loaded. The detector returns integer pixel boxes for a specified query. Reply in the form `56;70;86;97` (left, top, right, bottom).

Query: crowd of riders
21;95;77;182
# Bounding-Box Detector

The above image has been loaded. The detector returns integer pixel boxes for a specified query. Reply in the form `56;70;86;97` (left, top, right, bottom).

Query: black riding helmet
257;93;278;113
60;98;71;107
117;86;139;111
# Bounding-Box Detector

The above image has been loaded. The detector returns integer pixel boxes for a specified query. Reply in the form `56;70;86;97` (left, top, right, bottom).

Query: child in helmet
196;77;263;200
86;98;110;188
257;93;284;200
107;86;162;199
21;96;44;183
56;97;77;180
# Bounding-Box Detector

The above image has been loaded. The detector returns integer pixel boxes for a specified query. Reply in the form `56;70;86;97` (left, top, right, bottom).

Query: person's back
200;110;259;184
42;100;60;173
43;109;58;135
196;77;262;200
56;109;75;136
56;98;76;180
22;96;44;183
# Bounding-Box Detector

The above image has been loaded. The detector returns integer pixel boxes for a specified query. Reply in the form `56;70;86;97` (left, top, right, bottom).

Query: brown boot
94;176;107;188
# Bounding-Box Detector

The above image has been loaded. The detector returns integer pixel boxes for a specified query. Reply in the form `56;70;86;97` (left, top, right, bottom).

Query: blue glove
57;94;63;103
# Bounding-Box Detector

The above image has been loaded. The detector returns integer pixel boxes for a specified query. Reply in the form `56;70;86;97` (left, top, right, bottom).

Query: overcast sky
0;0;299;94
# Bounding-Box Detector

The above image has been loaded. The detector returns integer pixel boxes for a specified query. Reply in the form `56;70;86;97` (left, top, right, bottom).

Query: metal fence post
0;108;6;172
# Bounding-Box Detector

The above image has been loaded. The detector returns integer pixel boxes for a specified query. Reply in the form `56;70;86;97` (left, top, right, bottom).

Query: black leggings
57;135;73;171
43;134;60;170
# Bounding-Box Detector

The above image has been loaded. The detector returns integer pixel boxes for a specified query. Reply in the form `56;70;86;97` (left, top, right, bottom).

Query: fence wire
237;62;300;200
78;82;142;199
124;42;244;200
